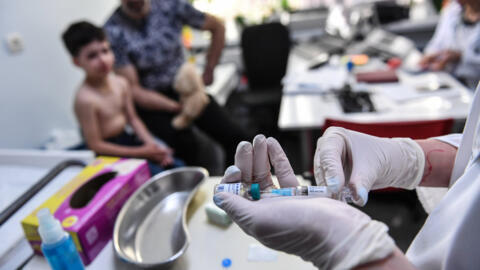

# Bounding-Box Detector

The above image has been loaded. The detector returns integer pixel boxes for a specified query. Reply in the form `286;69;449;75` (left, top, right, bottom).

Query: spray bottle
37;208;85;270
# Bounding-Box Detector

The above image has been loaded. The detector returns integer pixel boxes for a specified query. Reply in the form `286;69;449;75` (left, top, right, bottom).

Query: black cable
0;159;86;226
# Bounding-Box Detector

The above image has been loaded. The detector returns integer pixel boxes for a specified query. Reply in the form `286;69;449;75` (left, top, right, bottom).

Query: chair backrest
241;22;291;89
323;118;455;139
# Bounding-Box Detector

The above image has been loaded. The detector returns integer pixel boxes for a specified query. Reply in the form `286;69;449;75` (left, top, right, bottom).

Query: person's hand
418;50;461;71
156;145;174;167
202;66;214;86
214;134;395;270
418;52;440;70
159;95;181;113
314;127;425;206
429;50;461;71
166;99;182;113
159;154;174;167
155;145;174;167
220;134;299;189
141;143;173;166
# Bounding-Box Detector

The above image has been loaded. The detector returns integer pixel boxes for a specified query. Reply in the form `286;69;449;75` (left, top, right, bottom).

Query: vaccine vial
214;183;333;201
214;183;258;200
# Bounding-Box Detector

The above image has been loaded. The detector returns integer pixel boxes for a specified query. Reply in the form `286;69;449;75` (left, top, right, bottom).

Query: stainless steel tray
113;167;208;268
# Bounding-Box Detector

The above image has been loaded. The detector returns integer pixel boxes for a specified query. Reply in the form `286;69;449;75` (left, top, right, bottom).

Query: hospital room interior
2;0;480;269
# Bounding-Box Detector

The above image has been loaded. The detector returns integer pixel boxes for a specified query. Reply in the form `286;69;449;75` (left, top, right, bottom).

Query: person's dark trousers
136;92;251;168
135;105;199;166
194;95;251;166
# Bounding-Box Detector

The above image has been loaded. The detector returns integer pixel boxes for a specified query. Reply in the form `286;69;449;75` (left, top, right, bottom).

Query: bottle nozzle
37;208;65;245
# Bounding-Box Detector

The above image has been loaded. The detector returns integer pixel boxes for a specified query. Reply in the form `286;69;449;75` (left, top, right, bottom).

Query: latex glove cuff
316;220;395;270
389;138;425;190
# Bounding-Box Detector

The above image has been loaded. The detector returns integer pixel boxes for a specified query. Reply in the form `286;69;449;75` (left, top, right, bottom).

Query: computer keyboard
337;87;375;113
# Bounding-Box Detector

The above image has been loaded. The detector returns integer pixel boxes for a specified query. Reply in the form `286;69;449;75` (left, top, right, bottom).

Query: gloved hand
314;127;425;206
220;134;299;189
214;134;395;270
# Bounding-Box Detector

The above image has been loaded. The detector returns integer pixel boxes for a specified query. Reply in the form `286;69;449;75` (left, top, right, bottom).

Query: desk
20;176;315;270
279;52;474;171
279;72;472;130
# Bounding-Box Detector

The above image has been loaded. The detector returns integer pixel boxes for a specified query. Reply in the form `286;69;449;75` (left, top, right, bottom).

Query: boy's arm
121;79;157;146
115;65;181;112
75;95;153;159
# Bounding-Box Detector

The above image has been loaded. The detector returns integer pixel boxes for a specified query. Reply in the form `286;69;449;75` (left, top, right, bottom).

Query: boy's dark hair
62;21;106;57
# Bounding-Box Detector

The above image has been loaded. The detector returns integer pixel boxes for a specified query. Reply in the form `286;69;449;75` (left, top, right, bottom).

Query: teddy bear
172;62;210;130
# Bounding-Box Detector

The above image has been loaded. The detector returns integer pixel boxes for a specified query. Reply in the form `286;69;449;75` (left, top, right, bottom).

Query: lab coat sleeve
443;185;480;269
431;133;462;148
416;186;448;214
410;159;480;269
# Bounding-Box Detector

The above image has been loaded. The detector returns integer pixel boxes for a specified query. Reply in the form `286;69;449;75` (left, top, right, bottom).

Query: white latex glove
214;134;395;270
314;127;425;206
221;134;299;189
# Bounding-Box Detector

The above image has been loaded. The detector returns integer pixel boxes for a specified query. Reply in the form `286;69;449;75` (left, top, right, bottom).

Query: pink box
22;157;151;265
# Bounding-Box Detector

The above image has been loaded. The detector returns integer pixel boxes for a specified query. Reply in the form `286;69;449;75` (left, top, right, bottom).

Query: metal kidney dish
113;167;208;268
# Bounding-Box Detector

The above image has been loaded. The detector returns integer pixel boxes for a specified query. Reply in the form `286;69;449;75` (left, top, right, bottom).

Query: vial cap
346;61;354;72
222;258;232;268
250;183;261;200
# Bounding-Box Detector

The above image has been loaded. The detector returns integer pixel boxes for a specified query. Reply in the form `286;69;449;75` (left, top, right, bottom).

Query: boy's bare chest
95;88;125;119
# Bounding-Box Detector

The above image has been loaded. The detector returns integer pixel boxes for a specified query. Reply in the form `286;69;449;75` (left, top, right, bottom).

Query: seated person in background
104;0;250;167
62;21;184;175
419;0;480;88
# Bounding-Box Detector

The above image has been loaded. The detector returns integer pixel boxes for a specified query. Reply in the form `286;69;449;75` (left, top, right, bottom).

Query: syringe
214;183;334;200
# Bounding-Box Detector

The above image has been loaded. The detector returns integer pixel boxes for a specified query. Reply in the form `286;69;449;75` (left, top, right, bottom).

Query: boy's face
74;40;114;78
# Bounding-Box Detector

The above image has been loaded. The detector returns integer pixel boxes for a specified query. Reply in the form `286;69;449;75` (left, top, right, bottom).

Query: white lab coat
406;84;480;269
424;1;480;88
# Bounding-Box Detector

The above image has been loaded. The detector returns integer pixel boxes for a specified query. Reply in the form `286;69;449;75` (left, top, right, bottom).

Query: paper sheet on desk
372;83;459;102
282;66;347;94
371;73;460;102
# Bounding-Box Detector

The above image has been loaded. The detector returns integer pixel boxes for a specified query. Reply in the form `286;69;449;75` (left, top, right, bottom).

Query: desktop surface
280;50;473;130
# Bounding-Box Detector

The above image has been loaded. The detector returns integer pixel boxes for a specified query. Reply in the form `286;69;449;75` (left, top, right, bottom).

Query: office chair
228;22;291;136
241;22;291;89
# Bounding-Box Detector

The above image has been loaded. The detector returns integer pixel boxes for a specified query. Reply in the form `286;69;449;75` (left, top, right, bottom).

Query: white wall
0;0;119;149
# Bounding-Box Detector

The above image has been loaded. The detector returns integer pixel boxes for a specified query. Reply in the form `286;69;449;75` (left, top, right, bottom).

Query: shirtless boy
62;21;183;172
